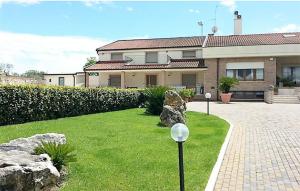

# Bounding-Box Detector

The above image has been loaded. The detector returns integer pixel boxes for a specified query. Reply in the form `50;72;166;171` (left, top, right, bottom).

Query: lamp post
205;93;211;115
171;123;189;191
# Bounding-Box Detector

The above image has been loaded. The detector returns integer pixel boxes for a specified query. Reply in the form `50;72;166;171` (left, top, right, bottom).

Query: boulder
160;90;186;127
163;90;186;114
160;105;186;127
0;133;66;154
0;133;66;191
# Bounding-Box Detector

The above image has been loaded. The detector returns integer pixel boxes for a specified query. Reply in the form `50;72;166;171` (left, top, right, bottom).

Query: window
245;69;254;80
146;75;157;87
111;53;123;60
256;69;264;80
182;50;196;58
49;79;52;82
226;69;234;78
283;66;300;84
58;77;65;86
231;91;264;100
145;52;158;63
226;69;264;81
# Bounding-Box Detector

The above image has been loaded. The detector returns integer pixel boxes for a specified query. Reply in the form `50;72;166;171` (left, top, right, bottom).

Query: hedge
0;85;145;126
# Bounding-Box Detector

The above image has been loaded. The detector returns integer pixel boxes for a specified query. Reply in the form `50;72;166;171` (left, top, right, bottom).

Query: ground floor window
182;74;196;89
146;75;157;87
283;66;300;84
226;69;264;81
230;91;264;100
109;75;121;88
58;77;65;86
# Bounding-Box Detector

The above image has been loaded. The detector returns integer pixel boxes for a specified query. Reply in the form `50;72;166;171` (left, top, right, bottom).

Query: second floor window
145;52;158;63
111;53;123;60
182;50;196;58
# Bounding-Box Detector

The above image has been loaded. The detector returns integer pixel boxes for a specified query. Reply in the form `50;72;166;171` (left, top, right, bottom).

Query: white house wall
203;44;300;58
89;76;100;88
44;75;74;87
98;48;202;64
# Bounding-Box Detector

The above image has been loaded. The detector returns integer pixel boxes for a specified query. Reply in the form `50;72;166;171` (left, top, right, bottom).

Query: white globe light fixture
171;123;189;191
205;93;212;99
171;123;189;142
205;93;212;115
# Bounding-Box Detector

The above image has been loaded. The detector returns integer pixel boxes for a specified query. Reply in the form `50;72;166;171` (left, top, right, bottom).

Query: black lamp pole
207;98;210;115
177;141;185;191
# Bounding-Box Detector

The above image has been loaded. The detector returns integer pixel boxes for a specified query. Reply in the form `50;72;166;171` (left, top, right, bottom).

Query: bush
34;142;76;171
178;89;196;100
0;85;144;126
219;77;239;93
144;86;169;115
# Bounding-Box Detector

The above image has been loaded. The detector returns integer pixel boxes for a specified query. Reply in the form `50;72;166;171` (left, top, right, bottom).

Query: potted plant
219;77;239;104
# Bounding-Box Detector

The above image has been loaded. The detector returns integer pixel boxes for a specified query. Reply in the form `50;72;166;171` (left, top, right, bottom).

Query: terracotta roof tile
97;36;206;51
206;32;300;47
85;59;206;71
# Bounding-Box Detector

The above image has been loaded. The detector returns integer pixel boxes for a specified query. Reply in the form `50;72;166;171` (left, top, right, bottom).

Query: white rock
0;133;65;191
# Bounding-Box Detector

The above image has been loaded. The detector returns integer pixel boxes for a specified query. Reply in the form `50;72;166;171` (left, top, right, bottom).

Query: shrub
34;142;77;171
144;86;169;115
178;89;196;100
219;77;239;93
0;85;144;126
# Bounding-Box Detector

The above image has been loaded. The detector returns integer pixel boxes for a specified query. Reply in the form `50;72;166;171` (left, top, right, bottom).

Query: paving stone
188;102;300;191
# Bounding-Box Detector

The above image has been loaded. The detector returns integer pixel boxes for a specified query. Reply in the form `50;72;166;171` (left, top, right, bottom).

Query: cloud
188;9;200;14
274;24;300;33
83;0;112;7
0;0;40;7
0;31;109;74
220;0;236;12
126;7;133;12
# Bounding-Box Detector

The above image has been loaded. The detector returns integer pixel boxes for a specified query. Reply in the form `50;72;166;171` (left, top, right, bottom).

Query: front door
109;75;121;88
146;75;157;87
182;74;196;88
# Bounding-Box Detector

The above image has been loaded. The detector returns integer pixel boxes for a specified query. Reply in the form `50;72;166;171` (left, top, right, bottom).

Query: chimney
234;11;242;35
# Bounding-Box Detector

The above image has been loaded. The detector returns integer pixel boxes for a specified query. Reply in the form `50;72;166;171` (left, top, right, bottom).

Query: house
46;11;300;102
43;72;85;87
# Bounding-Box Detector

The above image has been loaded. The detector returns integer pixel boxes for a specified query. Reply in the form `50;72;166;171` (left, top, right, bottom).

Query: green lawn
0;109;229;191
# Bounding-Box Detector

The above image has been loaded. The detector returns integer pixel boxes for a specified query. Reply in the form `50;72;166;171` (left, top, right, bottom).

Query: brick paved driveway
187;102;300;191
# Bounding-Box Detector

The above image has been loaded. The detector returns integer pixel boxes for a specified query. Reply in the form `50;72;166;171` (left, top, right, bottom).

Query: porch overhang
84;58;207;73
84;67;207;73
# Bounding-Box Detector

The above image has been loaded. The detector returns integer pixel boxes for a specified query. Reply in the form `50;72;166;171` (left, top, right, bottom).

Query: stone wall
0;75;45;85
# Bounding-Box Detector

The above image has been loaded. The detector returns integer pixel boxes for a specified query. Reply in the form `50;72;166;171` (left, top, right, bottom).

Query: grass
0;108;229;191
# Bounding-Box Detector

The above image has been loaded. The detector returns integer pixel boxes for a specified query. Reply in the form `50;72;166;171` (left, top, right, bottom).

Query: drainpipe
216;58;220;101
73;74;76;87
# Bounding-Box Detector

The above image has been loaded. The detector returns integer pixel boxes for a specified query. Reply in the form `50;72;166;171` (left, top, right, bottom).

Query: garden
0;85;229;190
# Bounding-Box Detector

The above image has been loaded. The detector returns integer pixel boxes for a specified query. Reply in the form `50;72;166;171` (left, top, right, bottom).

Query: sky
1;0;300;74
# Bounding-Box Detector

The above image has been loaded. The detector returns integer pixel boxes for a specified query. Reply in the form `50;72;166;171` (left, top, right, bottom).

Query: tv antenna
211;5;219;34
197;21;204;36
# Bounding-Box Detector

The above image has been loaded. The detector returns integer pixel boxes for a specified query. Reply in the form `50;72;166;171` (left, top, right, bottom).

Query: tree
21;70;45;79
84;57;97;68
0;63;13;75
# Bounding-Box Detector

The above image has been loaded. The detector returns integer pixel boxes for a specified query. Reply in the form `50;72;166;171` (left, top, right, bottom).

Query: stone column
121;71;125;89
161;70;166;86
85;72;89;88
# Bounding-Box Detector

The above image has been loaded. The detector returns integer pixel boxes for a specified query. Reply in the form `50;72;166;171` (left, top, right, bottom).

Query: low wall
264;86;274;104
278;87;300;95
0;75;44;85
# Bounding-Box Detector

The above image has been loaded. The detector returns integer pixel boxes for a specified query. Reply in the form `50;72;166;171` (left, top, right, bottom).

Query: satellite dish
212;26;218;34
